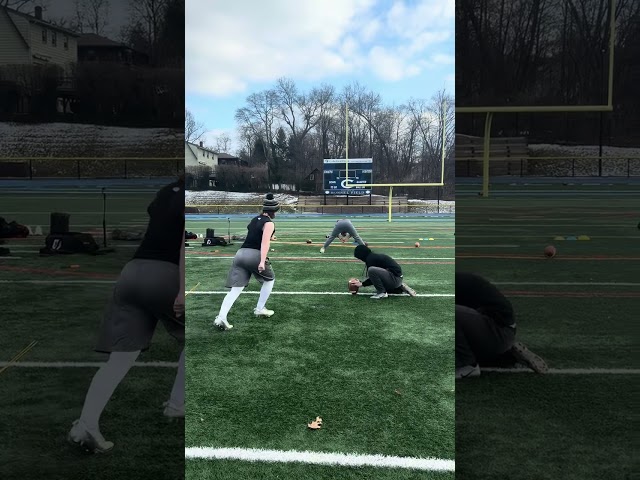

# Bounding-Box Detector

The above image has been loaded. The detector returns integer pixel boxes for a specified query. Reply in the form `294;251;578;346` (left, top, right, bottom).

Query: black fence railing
0;157;184;179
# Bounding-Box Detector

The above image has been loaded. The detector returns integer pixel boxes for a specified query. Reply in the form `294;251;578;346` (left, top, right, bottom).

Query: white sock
218;286;244;319
79;350;140;430
168;348;185;407
256;280;274;311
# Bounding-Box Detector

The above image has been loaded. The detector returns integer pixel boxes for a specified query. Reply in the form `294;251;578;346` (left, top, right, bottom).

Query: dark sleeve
362;278;372;287
382;255;402;276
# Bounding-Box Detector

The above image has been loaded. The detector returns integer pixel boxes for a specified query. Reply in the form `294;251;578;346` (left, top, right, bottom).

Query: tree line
456;0;640;145
193;79;454;197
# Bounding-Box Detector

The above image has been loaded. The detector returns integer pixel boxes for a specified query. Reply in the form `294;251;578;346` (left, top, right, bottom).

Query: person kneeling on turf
455;272;548;379
351;245;416;299
320;219;365;253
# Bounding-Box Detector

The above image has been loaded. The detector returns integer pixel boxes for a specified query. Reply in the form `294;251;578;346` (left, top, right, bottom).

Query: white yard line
0;361;177;368
494;281;640;286
0;280;115;284
456;245;520;248
184;447;455;472
482;368;640;375
191;291;453;297
186;256;455;260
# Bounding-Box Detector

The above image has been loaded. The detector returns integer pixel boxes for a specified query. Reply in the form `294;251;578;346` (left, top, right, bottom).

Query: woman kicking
214;194;279;330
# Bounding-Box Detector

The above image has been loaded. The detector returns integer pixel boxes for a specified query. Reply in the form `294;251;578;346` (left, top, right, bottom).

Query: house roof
3;6;79;36
186;141;216;155
77;33;128;48
217;153;239;159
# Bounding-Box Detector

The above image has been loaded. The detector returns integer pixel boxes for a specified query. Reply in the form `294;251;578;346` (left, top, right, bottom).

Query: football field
185;214;456;479
0;185;184;480
455;182;638;480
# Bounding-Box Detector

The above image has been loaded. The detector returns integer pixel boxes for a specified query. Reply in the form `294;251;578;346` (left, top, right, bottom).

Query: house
217;152;246;167
301;167;322;192
185;140;219;169
0;6;79;72
77;33;149;65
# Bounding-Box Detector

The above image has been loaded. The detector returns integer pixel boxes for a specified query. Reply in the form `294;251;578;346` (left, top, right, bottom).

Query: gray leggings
367;266;403;294
455;305;515;368
323;220;365;249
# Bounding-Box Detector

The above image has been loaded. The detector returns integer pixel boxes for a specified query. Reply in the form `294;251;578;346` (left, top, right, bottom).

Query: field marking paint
0;361;178;368
483;368;640;375
495;281;640;286
184;447;455;472
191;291;454;297
0;279;115;284
458;245;520;248
186;256;455;261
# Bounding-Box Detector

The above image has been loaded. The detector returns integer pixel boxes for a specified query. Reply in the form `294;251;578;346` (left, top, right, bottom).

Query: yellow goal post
343;102;449;222
455;0;617;197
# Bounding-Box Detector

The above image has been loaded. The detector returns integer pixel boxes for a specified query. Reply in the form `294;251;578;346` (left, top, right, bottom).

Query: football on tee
544;245;556;258
348;278;359;295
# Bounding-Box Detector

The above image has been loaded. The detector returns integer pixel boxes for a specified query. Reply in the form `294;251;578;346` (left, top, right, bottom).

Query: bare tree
214;133;231;153
128;0;168;59
185;109;206;143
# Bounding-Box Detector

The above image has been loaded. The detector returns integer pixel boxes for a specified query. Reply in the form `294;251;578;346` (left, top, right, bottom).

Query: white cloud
186;0;453;97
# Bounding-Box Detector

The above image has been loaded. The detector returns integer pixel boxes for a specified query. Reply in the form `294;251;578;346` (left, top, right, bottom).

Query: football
348;278;359;295
544;245;556;258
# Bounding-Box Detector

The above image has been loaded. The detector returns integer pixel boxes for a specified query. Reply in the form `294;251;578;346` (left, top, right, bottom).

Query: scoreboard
323;158;373;195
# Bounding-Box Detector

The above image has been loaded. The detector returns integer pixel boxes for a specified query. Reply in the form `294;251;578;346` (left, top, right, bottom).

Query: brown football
348;278;359;295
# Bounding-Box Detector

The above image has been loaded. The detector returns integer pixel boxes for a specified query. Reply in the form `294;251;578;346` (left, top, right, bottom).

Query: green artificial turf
0;188;184;480
455;185;638;480
185;216;455;479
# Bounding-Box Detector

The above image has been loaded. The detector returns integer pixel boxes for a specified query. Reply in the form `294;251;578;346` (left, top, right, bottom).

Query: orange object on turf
544;245;556;258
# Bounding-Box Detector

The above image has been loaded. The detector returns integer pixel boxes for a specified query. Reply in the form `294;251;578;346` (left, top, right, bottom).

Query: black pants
367;266;403;294
455;305;516;368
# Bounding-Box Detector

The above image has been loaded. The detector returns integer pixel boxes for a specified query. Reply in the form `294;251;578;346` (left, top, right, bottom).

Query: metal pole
388;186;393;223
482;112;494;197
102;187;107;248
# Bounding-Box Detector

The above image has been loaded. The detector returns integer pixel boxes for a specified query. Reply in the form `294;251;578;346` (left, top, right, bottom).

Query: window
63;35;69;50
52;31;57;47
309;174;315;180
42;29;47;43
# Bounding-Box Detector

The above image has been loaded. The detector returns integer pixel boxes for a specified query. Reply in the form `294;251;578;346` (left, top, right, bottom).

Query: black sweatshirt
354;245;403;286
455;272;515;327
133;179;185;265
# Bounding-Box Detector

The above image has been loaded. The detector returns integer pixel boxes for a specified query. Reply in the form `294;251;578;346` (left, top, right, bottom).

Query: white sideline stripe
0;280;115;284
184;447;455;472
0;361;178;368
483;368;640;375
494;281;640;286
187;256;455;260
191;291;454;297
458;245;520;248
0;257;22;260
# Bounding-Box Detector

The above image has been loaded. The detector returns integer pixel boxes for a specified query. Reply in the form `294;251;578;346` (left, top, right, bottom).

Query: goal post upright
455;0;616;197
344;100;449;222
